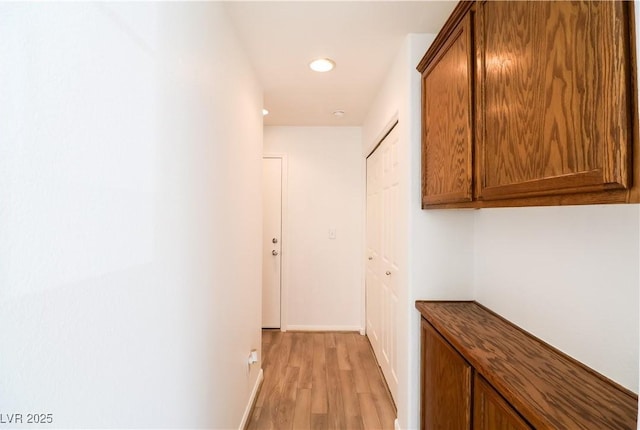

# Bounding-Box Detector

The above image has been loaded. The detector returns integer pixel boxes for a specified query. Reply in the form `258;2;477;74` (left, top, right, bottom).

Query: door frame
263;153;289;332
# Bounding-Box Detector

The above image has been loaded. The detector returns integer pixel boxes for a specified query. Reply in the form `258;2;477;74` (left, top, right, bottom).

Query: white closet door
366;125;399;402
366;144;382;354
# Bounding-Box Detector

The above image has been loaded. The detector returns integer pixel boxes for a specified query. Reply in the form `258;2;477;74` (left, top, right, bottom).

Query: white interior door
366;125;399;402
366;144;382;354
263;157;282;328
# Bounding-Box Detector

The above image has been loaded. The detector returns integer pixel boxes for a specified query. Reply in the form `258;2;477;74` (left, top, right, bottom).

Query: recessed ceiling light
310;58;335;72
262;108;269;116
333;110;345;118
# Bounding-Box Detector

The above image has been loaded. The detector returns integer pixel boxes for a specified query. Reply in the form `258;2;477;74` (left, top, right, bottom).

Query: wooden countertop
416;301;638;430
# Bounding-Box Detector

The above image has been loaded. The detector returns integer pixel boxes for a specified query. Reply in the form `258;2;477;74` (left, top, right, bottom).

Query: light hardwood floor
247;331;397;430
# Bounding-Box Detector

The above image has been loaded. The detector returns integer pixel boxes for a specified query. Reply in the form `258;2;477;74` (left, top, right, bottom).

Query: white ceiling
224;1;457;126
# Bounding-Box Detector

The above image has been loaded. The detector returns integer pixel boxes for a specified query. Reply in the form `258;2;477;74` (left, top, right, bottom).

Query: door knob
385;271;391;276
272;250;279;256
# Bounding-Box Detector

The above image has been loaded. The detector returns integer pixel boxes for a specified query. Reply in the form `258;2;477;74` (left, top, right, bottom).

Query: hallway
247;331;396;430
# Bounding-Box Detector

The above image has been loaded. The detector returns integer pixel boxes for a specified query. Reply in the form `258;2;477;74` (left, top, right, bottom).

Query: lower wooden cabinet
421;319;471;429
420;323;532;430
473;374;531;430
417;301;638;430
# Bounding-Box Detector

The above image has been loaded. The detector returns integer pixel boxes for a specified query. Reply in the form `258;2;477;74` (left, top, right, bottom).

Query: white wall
474;205;639;391
264;127;363;331
0;3;263;428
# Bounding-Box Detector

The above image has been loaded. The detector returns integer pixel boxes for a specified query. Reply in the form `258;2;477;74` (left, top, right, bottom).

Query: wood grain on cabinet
416;301;638;430
420;8;474;206
421;319;471;430
474;374;532;430
417;0;639;209
475;0;634;201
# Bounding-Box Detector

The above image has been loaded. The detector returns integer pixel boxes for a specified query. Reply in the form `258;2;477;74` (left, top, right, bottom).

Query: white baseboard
286;324;363;332
239;368;263;430
394;418;401;430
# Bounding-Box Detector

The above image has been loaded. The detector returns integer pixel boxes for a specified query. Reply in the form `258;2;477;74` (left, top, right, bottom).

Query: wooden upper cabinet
418;0;638;208
475;0;634;201
419;5;474;206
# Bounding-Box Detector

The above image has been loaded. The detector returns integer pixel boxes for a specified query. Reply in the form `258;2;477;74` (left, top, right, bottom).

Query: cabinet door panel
422;13;473;206
476;0;632;200
474;374;532;430
421;320;471;430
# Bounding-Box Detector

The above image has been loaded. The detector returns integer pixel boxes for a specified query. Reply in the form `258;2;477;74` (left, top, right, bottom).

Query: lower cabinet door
473;374;532;430
422;319;472;429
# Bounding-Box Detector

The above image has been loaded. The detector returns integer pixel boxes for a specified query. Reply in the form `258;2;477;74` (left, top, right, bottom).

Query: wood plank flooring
247;331;397;430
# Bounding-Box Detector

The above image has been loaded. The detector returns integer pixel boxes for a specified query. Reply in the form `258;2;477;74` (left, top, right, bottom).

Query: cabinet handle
386;271;391;276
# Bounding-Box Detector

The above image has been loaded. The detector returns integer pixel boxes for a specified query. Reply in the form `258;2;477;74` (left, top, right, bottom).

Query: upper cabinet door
421;11;474;206
475;1;633;201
